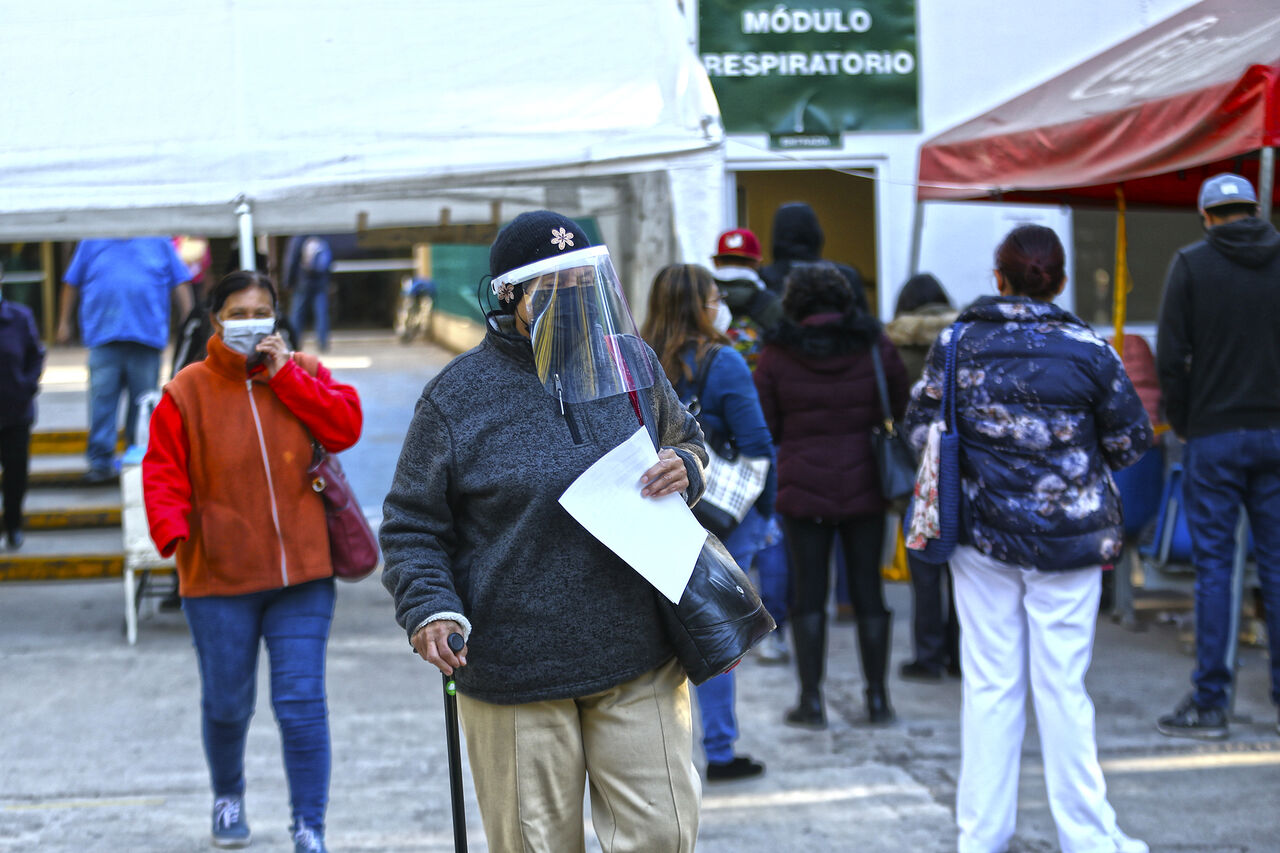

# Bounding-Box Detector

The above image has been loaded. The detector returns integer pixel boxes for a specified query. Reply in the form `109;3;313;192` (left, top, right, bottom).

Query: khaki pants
458;657;701;853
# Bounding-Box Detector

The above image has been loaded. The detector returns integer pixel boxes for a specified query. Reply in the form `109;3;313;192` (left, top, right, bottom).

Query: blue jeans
1184;429;1280;709
725;508;789;630
290;274;330;351
694;508;778;763
87;342;160;471
183;578;336;833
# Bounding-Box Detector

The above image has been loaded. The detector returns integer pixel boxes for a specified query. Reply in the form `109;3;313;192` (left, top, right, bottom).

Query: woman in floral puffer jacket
904;224;1152;853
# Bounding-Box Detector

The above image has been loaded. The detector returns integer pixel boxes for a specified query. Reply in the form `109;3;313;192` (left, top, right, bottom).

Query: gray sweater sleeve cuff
411;612;473;644
668;446;704;506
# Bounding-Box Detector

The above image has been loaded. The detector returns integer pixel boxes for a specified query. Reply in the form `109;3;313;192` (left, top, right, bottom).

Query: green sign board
699;1;919;135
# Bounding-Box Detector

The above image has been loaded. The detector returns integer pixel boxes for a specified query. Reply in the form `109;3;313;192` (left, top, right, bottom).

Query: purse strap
687;343;722;415
942;323;965;431
869;338;895;435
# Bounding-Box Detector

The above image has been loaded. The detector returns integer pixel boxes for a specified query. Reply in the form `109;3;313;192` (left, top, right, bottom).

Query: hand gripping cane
442;632;467;852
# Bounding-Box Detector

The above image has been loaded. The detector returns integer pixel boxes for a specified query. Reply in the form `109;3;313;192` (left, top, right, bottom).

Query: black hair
781;262;854;321
1206;202;1258;220
894;273;951;316
995;224;1065;300
209;270;278;315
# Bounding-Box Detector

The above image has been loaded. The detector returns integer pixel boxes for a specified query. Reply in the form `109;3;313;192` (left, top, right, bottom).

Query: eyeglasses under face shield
491;245;655;404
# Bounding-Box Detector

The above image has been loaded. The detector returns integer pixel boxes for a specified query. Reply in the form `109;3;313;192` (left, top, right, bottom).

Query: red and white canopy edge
910;0;1278;349
915;0;1278;210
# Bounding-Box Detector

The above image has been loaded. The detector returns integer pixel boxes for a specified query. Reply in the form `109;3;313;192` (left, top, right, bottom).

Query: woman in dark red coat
754;262;909;728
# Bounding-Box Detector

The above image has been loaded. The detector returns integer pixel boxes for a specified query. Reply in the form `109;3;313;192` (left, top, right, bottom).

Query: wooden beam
355;201;503;248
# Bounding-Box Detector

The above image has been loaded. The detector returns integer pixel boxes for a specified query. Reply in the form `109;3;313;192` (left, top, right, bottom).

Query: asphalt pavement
3;333;1278;853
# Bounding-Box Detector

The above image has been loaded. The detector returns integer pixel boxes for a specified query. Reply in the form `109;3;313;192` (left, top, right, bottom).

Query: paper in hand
558;427;706;603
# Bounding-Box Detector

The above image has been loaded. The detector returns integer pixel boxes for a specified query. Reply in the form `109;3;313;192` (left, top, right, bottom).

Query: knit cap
490;210;592;279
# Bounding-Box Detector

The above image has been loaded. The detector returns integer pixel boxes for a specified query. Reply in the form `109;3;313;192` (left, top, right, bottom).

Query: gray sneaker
211;795;250;848
293;822;328;853
756;631;789;665
1156;695;1228;740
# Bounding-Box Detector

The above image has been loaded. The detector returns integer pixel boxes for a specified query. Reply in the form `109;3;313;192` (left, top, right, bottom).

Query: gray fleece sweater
380;318;707;705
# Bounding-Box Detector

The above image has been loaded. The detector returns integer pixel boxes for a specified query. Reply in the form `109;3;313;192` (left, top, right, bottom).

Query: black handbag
655;532;776;685
868;341;917;502
629;388;776;684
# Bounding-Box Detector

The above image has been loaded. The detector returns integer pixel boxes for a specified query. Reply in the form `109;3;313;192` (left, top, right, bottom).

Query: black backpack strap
688;344;722;414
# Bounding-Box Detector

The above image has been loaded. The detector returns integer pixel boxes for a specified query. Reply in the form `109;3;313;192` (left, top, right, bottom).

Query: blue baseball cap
1198;173;1258;211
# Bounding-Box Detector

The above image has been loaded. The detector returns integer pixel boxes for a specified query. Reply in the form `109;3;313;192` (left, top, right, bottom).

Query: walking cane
442;632;467;853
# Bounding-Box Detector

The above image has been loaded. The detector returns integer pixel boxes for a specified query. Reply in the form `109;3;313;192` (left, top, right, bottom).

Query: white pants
950;546;1146;853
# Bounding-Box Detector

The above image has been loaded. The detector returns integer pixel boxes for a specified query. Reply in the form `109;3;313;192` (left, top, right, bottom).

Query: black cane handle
447;632;465;655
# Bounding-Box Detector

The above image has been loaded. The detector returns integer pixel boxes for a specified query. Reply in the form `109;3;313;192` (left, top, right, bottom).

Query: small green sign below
769;132;843;151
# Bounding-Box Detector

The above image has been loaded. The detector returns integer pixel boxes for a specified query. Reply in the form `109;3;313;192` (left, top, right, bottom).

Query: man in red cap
709;227;789;669
711;228;782;371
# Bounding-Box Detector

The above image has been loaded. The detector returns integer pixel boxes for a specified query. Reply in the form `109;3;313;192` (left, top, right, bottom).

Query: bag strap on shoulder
869;338;894;433
688;343;722;414
942;323;966;431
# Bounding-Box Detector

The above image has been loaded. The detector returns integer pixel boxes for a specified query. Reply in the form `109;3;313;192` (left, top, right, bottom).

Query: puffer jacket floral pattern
904;296;1153;571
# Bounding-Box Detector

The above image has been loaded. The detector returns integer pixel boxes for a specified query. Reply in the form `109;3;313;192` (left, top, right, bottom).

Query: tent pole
1259;146;1275;222
1112;187;1130;357
236;199;256;271
908;200;924;275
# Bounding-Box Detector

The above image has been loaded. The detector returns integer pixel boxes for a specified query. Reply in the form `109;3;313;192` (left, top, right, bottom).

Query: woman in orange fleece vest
143;270;362;853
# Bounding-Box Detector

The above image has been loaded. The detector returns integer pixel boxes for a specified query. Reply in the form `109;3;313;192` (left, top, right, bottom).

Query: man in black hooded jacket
1155;173;1280;741
759;202;870;314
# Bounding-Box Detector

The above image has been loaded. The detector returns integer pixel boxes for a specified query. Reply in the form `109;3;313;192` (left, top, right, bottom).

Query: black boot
858;611;896;725
785;612;827;729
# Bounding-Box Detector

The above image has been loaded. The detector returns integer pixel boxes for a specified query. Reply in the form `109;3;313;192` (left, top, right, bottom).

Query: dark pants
290;274;331;351
907;552;960;669
784;514;888;621
1184;429;1280;709
183;578;336;833
1;423;31;534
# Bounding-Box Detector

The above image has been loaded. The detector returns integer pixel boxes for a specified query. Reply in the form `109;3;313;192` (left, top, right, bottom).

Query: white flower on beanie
550;227;575;250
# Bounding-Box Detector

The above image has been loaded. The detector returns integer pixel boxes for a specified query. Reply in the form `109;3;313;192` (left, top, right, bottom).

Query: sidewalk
4;333;1279;852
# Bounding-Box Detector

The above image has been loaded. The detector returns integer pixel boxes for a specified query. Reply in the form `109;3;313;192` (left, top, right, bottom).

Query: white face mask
221;318;275;357
711;301;733;334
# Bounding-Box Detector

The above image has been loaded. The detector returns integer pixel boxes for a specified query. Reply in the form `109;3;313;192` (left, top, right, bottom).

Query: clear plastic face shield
491;245;655;403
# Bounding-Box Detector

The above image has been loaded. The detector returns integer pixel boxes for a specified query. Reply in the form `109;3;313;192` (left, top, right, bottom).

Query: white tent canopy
0;0;724;271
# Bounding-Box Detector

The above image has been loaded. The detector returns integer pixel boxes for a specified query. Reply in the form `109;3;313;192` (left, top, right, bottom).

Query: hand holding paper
558;427;707;603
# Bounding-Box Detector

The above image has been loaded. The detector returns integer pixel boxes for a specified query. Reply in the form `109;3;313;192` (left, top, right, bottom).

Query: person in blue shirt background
0;262;47;550
285;235;335;353
642;262;776;782
57;238;192;482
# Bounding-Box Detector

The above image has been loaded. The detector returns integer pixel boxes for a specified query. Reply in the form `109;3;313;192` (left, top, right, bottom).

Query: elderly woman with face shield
381;211;707;852
142;270;363;853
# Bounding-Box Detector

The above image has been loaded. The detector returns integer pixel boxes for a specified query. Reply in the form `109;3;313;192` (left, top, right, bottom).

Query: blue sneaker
292;822;328;853
211;795;251;848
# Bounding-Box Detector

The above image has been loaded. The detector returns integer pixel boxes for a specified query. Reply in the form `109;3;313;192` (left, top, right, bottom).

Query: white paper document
558;426;707;603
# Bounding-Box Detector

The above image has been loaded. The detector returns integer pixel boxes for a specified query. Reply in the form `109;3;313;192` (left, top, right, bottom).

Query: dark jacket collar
768;308;880;357
1206;216;1280;269
484;312;537;367
957;295;1086;327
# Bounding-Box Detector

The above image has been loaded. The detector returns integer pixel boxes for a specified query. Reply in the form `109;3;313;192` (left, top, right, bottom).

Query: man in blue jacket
1156;173;1280;740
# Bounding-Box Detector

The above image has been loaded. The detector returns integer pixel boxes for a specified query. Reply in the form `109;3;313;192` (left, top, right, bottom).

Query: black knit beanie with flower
489;210;591;313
